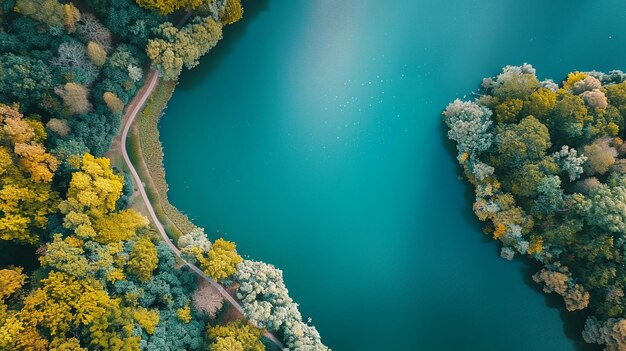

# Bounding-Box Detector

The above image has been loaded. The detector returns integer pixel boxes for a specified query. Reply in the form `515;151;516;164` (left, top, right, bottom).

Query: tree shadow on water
438;121;484;228
438;120;601;351
519;262;602;351
177;0;270;90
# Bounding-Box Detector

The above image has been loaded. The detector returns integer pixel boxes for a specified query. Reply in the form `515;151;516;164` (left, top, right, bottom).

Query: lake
160;1;626;349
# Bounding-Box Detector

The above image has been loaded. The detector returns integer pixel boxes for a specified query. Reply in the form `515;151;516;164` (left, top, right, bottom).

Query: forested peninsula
0;0;329;350
445;64;626;351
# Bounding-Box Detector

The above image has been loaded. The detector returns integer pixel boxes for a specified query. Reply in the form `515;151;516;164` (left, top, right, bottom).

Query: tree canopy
0;1;330;350
445;64;626;351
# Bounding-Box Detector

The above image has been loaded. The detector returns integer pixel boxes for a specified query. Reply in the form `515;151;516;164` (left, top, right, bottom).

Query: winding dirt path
120;70;286;349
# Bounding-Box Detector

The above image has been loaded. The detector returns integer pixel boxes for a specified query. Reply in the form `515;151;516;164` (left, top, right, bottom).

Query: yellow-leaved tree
135;0;216;15
0;104;59;244
0;146;155;350
19;271;115;336
60;153;123;217
59;153;149;243
199;238;242;281
39;234;95;278
126;238;158;281
0;267;26;299
208;320;264;351
0;269;140;350
132;307;160;335
146;16;223;80
93;210;149;243
220;0;243;25
14;0;80;32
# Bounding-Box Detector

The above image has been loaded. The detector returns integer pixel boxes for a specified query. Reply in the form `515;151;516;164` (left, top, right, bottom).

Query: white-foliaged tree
442;99;493;157
178;227;212;262
588;183;626;233
552;145;587;181
235;260;331;350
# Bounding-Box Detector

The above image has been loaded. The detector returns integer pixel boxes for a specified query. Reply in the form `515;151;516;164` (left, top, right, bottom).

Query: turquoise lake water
160;1;626;350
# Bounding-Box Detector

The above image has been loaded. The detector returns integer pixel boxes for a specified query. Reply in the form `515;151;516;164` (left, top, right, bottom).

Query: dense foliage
179;228;243;281
445;64;626;350
0;0;330;349
235;260;330;351
0;104;59;244
0;153;207;350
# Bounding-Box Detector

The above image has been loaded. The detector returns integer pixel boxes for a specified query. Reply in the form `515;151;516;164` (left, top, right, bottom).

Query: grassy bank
109;77;196;240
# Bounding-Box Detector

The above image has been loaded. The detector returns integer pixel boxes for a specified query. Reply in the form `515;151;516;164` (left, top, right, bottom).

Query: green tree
0;54;54;110
551;92;591;140
494;97;523;124
497;115;551;168
507;158;557;198
533;175;564;214
587;182;626;233
605;81;626;116
147;16;223;80
526;87;557;119
220;0;243;25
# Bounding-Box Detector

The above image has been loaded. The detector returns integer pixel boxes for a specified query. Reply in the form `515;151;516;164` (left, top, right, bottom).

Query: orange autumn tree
0;103;59;244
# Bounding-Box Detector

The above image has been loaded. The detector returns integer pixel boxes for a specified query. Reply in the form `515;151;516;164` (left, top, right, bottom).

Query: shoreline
107;76;196;240
111;69;286;349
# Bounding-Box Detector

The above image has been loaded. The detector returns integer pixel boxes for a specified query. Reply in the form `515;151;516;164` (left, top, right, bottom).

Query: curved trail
120;70;285;349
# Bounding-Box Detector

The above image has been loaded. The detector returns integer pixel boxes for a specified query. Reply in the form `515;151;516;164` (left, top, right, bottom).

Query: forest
444;64;626;350
0;0;329;350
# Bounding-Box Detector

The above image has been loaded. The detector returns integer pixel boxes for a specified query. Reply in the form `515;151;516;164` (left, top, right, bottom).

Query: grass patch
108;75;197;241
132;78;197;240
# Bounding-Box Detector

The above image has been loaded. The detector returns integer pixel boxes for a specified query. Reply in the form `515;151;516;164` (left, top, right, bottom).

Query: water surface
161;1;626;349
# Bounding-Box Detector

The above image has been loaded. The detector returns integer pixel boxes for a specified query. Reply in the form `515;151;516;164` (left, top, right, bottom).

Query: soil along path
120;70;285;349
